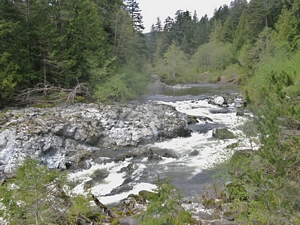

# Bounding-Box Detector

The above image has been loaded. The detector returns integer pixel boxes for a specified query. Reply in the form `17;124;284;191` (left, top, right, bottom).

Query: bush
0;159;92;225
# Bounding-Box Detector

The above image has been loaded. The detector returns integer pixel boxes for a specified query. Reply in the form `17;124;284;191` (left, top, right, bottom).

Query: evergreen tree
172;10;194;55
164;16;174;32
112;6;135;63
124;0;144;32
210;19;224;42
148;24;159;65
57;0;109;87
233;9;248;52
197;15;210;46
213;4;230;25
0;0;44;100
156;17;163;32
247;0;269;44
274;6;299;51
222;0;248;43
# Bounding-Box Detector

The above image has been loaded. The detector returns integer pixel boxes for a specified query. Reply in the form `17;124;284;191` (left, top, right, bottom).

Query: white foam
70;160;130;196
149;99;257;175
69;97;257;204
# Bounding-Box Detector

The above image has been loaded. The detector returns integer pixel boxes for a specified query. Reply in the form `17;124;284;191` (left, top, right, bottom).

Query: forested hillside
0;0;148;107
146;0;300;86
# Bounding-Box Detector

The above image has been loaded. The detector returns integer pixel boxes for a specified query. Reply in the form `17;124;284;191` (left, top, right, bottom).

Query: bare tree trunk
43;58;47;96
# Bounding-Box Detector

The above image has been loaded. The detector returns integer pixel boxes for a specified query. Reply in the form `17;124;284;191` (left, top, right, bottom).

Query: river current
69;84;257;205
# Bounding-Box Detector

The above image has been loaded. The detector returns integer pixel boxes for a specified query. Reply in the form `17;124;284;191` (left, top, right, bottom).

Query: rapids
69;84;258;205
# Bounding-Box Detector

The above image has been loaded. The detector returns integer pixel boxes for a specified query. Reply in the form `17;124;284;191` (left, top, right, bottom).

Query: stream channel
69;84;257;207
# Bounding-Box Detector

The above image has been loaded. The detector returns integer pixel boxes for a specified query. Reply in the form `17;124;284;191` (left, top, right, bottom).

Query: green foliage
92;59;148;102
233;44;300;224
0;159;92;225
191;41;233;71
137;180;195;225
273;6;300;52
119;61;149;96
93;73;133;102
153;42;188;84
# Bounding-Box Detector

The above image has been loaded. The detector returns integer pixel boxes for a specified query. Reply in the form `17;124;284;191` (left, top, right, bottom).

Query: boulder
211;96;227;106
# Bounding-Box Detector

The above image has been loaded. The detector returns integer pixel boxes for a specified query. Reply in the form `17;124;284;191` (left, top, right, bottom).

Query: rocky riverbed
0;102;191;179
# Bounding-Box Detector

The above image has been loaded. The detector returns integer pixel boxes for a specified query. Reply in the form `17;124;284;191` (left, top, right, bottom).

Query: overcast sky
137;0;233;32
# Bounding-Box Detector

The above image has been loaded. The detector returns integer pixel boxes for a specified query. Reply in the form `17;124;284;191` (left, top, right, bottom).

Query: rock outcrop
0;103;190;176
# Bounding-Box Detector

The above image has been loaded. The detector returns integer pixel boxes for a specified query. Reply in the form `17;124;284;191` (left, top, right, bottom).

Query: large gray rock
0;103;190;174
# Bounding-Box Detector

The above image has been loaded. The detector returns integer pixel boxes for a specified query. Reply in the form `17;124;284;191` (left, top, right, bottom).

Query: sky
137;0;233;32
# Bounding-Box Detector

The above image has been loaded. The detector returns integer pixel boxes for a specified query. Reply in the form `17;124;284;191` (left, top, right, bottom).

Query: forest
0;0;148;107
1;0;300;224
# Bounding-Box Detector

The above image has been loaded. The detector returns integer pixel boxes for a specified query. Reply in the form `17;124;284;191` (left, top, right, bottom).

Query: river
69;84;257;205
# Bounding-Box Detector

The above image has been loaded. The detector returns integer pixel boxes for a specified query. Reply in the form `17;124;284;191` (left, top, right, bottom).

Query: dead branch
92;194;119;218
12;83;90;106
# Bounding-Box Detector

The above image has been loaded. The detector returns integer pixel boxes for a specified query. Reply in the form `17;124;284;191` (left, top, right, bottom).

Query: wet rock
197;116;214;122
210;108;230;114
213;128;235;139
189;150;199;156
119;163;137;173
91;169;109;181
156;148;179;159
236;110;245;116
77;159;92;170
109;184;133;196
188;115;198;124
132;146;178;160
147;149;162;161
189;123;221;134
210;96;227;106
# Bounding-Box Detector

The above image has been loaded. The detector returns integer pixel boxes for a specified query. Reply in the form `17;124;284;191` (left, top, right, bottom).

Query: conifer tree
233;9;248;52
197;15;210;46
124;0;144;32
222;0;248;43
247;0;269;44
274;6;299;51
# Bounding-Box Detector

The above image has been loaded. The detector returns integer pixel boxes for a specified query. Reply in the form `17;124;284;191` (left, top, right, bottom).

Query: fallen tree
11;82;90;106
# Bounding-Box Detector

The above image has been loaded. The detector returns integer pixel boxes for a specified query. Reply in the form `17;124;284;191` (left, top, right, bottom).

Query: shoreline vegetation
1;0;300;224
